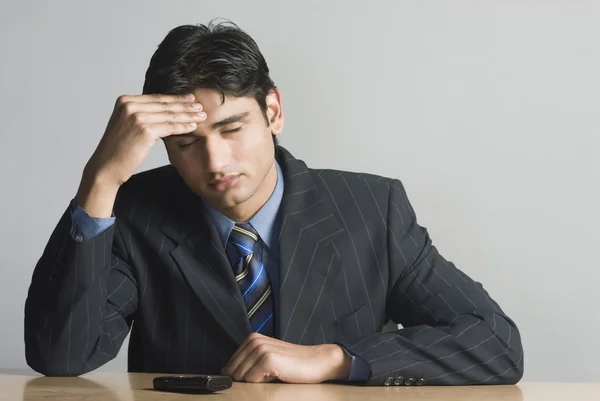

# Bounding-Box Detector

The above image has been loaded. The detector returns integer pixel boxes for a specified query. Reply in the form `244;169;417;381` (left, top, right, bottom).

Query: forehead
191;88;259;118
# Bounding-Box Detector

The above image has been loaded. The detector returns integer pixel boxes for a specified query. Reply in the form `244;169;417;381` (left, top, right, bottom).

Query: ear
265;88;284;136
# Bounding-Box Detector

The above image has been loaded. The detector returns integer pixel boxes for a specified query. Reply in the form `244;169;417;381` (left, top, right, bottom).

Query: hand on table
221;333;352;383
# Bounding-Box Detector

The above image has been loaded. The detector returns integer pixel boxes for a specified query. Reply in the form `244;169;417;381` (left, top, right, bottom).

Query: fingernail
197;112;207;118
192;103;202;109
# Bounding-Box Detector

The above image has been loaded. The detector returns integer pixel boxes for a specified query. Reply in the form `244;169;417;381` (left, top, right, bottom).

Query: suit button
75;234;83;243
416;378;426;386
383;377;394;386
393;377;404;386
404;377;415;386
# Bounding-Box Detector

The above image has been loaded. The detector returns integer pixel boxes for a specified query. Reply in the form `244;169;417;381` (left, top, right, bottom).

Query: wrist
75;170;119;218
318;344;351;382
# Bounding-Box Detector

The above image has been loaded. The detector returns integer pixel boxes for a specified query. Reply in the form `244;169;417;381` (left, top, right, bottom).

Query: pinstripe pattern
24;146;523;386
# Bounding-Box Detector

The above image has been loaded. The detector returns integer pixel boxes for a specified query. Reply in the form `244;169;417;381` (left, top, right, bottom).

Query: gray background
1;0;598;382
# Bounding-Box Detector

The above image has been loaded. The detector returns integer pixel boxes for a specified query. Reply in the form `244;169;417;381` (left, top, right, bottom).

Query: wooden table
1;372;598;401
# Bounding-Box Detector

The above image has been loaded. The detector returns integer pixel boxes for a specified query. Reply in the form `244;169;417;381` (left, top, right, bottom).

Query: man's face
165;88;284;221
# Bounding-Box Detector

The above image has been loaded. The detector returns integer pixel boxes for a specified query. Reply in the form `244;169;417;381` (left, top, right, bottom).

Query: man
24;21;524;386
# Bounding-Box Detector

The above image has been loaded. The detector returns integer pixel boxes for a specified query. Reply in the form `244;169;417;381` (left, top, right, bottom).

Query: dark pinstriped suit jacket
25;146;524;386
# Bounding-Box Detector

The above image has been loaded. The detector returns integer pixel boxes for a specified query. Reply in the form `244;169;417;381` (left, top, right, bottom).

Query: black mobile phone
153;374;233;393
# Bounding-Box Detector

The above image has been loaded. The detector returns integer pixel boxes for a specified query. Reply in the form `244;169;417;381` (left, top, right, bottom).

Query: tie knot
228;223;259;256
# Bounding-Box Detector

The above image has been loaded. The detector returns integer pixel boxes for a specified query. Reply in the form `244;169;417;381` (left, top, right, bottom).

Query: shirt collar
201;161;284;251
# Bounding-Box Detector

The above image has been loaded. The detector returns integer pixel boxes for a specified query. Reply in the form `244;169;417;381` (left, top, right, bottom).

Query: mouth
208;175;240;192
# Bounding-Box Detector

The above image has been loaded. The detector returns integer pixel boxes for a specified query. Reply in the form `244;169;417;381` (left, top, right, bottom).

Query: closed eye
177;140;197;149
222;127;242;135
176;126;242;149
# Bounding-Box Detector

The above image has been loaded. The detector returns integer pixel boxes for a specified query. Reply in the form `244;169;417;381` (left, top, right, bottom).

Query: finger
243;353;279;383
125;101;203;114
226;336;298;371
149;122;199;139
222;344;254;377
224;333;266;372
134;111;206;124
227;338;251;365
231;345;272;382
118;93;195;104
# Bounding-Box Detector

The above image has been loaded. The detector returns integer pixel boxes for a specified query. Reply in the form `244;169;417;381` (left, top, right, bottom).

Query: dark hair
143;20;279;146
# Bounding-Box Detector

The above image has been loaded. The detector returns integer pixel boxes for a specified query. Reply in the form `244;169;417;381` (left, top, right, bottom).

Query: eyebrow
177;111;251;139
211;111;250;129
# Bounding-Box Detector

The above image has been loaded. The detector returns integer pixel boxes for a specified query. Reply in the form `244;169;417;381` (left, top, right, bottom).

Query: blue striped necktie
225;223;274;336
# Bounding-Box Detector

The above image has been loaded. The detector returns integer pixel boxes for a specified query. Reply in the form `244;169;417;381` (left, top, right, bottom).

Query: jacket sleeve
338;179;524;386
24;203;138;376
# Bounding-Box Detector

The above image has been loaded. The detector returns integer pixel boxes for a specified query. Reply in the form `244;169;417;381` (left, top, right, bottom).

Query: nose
202;135;230;174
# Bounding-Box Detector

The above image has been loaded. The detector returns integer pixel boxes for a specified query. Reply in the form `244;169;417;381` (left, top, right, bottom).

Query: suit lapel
276;148;345;344
159;173;251;346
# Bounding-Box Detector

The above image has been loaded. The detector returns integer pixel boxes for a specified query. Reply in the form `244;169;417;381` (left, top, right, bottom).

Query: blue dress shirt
69;161;369;381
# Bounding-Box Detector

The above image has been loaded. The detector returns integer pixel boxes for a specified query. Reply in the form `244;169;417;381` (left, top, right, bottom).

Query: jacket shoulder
309;167;394;187
307;168;397;209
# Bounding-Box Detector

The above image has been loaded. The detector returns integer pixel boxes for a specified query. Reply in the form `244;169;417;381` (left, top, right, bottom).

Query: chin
203;191;243;209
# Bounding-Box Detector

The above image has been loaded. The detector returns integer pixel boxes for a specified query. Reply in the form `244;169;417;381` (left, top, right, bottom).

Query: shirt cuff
337;343;371;382
69;199;115;241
